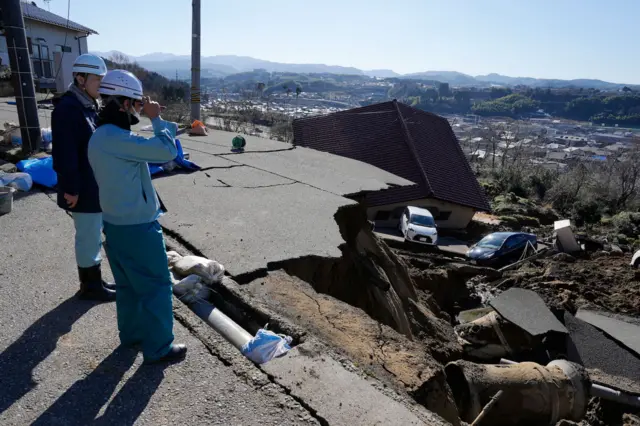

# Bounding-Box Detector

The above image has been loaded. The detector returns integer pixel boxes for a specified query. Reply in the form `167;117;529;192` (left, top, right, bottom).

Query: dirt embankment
243;204;465;424
480;253;640;317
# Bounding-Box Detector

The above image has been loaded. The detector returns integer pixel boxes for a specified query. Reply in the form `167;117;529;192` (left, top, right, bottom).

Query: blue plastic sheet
149;139;200;176
16;156;57;188
241;328;292;364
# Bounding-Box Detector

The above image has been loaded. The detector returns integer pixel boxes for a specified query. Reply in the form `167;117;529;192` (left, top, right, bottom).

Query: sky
43;0;640;84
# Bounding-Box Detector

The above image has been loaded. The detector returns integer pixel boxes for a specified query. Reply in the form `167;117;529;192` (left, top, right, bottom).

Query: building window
30;41;52;79
55;45;72;53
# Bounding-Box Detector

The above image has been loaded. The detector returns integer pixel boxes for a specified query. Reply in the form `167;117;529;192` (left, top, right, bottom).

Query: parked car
398;206;438;245
466;232;537;267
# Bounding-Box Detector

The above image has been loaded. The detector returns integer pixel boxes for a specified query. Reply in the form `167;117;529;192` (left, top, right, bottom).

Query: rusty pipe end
445;361;479;422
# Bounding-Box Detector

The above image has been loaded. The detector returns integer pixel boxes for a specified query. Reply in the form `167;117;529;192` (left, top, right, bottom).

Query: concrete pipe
445;359;589;425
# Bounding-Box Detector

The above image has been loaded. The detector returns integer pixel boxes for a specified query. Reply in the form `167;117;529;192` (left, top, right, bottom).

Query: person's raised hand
142;96;161;120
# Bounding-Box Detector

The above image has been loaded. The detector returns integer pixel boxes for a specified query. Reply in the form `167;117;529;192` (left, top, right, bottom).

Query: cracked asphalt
0;191;316;425
153;129;413;279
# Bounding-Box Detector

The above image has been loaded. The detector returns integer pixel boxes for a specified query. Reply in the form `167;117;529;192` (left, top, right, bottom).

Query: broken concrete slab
175;149;238;169
178;138;232;155
575;308;640;357
490;288;568;337
0;158;17;173
155;173;354;279
177;138;414;196
564;312;640;385
183;129;297;152
223;146;414;196
261;339;450;426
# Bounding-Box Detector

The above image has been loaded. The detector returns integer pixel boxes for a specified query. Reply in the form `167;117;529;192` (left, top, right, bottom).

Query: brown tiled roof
292;100;490;211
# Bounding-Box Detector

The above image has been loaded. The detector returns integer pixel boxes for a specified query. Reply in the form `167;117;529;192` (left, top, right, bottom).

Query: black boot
78;265;116;302
144;344;188;365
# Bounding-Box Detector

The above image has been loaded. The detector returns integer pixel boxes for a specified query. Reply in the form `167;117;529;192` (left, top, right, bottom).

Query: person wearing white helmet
51;53;116;302
87;69;186;364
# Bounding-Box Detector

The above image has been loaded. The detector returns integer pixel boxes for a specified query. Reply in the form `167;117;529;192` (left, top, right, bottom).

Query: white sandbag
0;172;33;191
166;250;225;284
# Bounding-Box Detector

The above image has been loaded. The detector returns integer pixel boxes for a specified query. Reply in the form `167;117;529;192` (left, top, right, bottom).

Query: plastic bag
41;127;52;151
241;328;293;364
0;172;33;191
16;156;57;188
172;274;211;304
166;250;225;284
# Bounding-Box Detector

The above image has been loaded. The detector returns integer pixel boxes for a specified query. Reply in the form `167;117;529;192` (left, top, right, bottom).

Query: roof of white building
21;1;97;35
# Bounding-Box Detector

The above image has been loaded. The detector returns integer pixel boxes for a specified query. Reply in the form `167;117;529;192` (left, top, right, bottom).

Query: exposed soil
484;253;640;317
246;270;461;425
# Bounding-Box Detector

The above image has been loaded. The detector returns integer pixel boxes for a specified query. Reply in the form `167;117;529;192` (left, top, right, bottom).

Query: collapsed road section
151;132;640;425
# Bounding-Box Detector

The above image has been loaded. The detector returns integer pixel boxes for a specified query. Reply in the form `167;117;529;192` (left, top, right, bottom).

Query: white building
0;1;98;92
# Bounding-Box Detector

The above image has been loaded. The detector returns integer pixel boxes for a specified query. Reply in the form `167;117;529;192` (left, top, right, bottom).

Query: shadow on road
94;362;167;426
0;297;96;414
31;345;162;426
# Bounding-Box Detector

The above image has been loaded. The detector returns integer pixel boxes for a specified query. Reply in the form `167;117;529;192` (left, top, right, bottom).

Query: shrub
498;216;521;229
572;198;603;226
511;215;540;227
611;211;640;237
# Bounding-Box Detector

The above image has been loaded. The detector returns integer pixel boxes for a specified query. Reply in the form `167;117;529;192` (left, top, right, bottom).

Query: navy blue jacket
51;92;101;213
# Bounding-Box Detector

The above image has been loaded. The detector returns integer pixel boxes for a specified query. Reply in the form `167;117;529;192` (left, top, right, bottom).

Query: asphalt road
154;131;414;280
0;191;312;425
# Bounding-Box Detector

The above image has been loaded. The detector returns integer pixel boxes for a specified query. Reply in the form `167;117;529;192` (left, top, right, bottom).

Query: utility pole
2;0;41;154
190;0;201;122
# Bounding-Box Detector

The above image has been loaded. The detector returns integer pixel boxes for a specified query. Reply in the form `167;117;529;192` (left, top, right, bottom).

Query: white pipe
191;300;253;350
173;281;253;350
500;359;640;408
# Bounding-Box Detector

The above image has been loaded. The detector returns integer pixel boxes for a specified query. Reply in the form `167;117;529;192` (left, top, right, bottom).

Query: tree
623;86;633;93
438;82;450;98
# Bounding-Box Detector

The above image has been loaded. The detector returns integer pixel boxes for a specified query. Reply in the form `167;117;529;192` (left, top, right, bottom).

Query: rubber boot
144;344;188;365
99;264;117;291
78;265;116;302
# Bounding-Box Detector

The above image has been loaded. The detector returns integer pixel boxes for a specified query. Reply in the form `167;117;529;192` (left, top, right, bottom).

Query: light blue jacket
88;117;178;226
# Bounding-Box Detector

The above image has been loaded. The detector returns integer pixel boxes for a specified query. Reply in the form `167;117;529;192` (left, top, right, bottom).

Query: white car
398;206;438;245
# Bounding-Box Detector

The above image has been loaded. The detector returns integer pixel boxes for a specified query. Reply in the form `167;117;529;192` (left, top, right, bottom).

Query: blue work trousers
72;212;103;268
103;220;174;361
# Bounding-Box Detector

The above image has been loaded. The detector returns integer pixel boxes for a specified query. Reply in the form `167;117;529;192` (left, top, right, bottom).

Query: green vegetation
103;57;189;102
471;94;540;117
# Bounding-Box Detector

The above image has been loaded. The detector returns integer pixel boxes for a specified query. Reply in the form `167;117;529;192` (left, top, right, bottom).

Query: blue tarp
16;156;57;188
15;139;199;189
149;139;200;176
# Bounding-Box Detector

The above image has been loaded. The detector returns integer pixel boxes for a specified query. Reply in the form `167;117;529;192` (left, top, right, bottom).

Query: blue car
466;232;537;267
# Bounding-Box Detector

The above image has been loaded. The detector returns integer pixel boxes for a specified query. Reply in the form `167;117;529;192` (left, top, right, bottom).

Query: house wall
367;198;476;229
0;19;86;91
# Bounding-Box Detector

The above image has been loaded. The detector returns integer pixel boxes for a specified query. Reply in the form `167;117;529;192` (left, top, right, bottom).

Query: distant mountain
90;51;638;89
364;69;400;78
402;71;478;86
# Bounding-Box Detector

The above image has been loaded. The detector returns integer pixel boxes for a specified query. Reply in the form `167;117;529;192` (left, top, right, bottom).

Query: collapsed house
292;100;490;229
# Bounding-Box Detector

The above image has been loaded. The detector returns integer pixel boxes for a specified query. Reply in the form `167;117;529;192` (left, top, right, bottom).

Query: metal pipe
190;0;201;122
500;359;640;408
591;384;640;408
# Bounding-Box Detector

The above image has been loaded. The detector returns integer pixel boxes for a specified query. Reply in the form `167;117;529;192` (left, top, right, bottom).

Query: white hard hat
72;54;107;76
98;69;143;100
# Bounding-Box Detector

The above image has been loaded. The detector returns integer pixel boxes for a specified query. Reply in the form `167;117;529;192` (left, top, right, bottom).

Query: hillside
92;51;640;90
101;57;189;101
